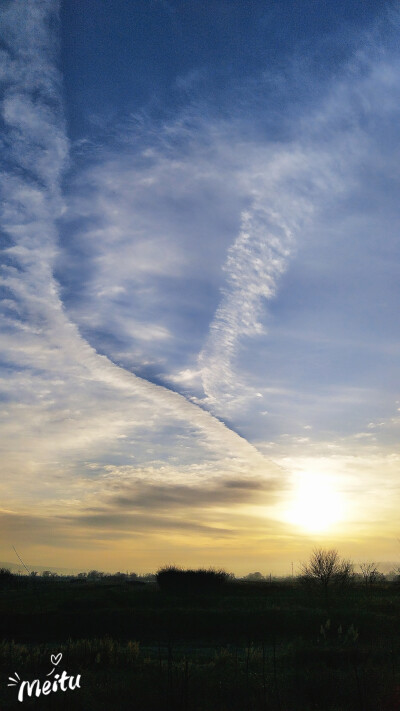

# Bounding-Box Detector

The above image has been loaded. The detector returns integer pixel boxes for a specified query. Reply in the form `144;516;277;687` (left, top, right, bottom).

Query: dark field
1;577;400;710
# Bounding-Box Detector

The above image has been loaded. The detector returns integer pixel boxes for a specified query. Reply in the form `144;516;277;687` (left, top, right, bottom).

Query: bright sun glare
285;472;346;534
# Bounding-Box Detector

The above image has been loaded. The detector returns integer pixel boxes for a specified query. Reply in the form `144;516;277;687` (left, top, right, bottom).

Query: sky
1;0;400;575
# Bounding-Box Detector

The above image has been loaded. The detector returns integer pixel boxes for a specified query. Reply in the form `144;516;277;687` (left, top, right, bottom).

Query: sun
285;472;346;534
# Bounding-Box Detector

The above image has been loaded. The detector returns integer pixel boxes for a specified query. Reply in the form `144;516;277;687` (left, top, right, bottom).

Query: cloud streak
0;0;279;528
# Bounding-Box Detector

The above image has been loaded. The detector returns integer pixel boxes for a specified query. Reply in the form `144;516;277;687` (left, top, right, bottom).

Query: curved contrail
0;0;277;475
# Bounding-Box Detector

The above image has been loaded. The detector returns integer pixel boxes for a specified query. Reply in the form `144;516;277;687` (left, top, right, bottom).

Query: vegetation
1;554;400;709
360;561;385;587
156;566;230;594
300;548;354;593
0;568;13;585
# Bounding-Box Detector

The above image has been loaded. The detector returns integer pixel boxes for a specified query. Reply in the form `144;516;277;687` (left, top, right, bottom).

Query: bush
0;568;14;586
156;566;229;594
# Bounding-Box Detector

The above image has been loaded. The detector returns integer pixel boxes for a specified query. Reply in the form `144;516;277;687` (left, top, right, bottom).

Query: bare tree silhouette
360;562;382;586
301;548;353;593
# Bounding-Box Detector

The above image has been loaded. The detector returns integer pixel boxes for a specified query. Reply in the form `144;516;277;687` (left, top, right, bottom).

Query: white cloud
166;368;202;385
1;1;283;525
194;41;400;423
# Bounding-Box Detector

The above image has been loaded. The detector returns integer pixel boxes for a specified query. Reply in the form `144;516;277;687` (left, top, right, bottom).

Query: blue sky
1;0;400;573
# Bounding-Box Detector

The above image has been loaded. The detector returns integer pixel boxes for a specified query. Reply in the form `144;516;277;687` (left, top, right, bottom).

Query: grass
1;576;400;709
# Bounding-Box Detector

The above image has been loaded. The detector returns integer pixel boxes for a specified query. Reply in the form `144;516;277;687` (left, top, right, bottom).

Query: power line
12;545;30;575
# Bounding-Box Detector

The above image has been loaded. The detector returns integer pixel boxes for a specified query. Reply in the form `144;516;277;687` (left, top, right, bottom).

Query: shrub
0;568;14;586
156;566;229;594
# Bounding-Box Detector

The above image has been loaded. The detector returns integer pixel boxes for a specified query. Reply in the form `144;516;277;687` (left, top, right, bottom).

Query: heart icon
51;653;62;666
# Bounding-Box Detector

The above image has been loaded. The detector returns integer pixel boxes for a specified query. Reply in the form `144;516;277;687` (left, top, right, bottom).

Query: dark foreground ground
1;577;400;710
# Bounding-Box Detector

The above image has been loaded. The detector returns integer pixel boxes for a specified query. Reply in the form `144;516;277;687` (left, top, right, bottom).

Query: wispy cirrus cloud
0;0;279;535
52;16;400;451
64;34;400;435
